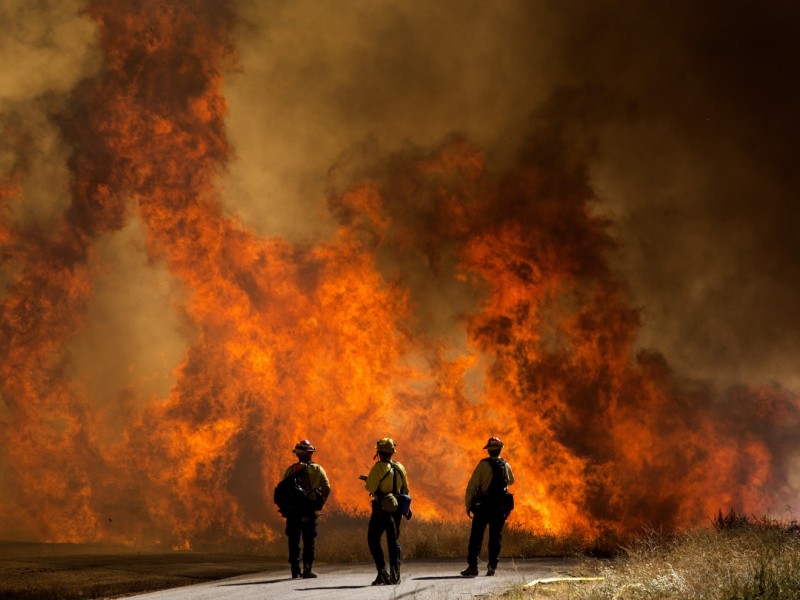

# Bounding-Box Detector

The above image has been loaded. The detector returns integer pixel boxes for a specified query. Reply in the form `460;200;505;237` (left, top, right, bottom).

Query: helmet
293;439;316;454
483;436;504;450
376;437;396;454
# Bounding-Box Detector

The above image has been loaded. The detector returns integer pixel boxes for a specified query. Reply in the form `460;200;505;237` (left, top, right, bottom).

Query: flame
1;0;799;547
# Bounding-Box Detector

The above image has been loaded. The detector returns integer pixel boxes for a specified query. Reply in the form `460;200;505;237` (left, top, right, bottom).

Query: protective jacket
365;460;409;496
283;461;331;509
465;458;514;510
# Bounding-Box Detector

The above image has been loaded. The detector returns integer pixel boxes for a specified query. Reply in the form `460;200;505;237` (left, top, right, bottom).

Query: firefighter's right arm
364;464;383;494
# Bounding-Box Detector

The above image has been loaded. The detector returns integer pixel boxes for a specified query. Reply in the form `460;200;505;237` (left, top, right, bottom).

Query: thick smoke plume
1;0;799;546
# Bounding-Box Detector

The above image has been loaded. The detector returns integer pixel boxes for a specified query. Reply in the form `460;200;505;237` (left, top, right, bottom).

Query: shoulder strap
377;461;397;493
289;462;311;489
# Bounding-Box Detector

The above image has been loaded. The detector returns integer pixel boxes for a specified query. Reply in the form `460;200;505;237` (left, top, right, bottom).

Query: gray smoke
223;0;800;390
0;0;99;230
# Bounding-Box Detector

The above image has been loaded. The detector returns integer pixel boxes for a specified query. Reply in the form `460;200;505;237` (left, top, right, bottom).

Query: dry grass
505;511;800;600
310;509;588;562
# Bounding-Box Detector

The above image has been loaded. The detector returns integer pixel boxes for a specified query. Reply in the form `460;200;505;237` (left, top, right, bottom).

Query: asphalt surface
126;558;573;599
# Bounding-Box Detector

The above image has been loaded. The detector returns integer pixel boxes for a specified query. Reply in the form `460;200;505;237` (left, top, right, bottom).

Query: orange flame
1;0;798;547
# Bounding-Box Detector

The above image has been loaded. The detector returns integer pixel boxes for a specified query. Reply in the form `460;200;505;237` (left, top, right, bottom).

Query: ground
0;541;577;599
0;541;284;599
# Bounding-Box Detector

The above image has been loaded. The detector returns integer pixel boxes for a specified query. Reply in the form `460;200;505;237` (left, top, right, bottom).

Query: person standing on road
460;436;515;577
277;439;330;579
362;437;410;586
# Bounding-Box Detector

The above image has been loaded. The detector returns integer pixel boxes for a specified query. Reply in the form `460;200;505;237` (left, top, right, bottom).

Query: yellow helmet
376;437;396;454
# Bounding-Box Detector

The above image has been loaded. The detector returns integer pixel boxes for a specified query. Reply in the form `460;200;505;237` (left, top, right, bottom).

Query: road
126;558;574;599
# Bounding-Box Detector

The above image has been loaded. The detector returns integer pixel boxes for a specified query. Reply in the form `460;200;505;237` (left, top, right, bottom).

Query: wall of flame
1;0;799;547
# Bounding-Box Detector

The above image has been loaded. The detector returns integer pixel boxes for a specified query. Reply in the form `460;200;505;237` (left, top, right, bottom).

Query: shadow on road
412;575;464;580
220;579;288;586
297;585;370;590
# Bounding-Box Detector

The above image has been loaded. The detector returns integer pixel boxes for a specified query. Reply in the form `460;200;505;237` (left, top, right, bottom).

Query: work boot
460;565;479;577
302;567;318;579
371;569;391;585
291;568;302;579
389;563;401;584
486;565;496;576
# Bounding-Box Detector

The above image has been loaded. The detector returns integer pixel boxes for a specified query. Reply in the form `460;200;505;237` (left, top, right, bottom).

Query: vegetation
517;511;800;600
310;509;588;563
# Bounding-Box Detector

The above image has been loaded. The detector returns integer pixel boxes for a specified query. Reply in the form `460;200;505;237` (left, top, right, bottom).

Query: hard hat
293;439;316;454
376;437;396;454
483;436;504;450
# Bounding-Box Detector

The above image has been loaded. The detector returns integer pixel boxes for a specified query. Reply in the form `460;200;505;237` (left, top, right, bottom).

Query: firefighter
460;436;515;577
280;439;330;579
362;437;409;585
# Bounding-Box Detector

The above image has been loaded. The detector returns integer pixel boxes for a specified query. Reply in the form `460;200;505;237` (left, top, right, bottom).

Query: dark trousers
467;508;507;568
367;506;403;571
286;514;317;570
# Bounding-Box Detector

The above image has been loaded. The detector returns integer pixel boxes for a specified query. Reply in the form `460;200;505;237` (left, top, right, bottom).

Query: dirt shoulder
0;541;284;600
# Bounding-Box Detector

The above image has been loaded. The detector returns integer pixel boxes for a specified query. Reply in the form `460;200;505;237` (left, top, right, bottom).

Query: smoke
0;0;99;105
65;215;190;442
224;0;800;389
0;0;99;229
560;1;800;388
223;0;563;238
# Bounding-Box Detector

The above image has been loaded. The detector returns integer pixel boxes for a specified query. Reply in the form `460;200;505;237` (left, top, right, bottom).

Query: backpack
274;465;312;517
375;462;412;518
484;457;509;495
473;457;514;516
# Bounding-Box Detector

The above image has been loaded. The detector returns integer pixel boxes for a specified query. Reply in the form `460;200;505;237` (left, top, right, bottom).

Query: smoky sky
223;0;800;390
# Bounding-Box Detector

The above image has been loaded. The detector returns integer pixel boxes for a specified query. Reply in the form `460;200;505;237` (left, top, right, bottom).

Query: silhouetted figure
362;437;410;585
461;436;515;577
276;439;330;579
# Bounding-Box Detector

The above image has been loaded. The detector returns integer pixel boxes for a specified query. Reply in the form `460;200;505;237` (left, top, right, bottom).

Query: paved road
127;558;573;600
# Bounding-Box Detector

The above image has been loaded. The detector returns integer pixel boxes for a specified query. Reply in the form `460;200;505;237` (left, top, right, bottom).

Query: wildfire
1;0;798;548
